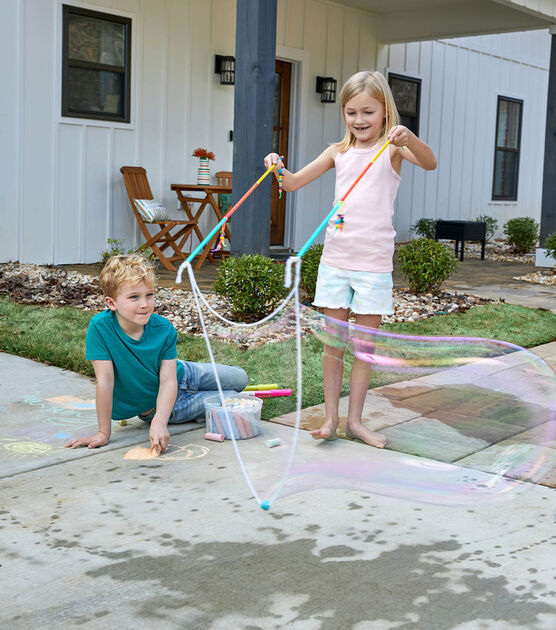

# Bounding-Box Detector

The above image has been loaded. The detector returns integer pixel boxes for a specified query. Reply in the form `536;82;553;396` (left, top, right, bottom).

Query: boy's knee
235;366;248;391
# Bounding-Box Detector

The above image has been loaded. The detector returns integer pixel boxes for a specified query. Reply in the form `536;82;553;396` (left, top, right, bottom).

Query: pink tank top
320;144;401;272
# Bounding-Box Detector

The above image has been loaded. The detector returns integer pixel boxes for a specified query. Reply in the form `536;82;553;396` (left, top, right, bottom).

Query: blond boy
66;255;247;454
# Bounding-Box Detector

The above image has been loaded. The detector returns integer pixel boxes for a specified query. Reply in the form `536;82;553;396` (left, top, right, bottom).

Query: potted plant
192;148;215;185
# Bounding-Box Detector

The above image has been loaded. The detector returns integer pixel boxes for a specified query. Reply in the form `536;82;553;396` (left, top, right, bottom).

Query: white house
1;0;555;266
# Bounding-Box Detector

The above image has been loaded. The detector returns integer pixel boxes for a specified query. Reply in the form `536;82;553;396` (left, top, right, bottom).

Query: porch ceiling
336;0;556;43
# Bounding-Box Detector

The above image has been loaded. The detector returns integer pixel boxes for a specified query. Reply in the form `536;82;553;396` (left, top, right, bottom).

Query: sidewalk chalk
265;438;281;448
242;389;292;398
244;383;278;391
205;432;225;442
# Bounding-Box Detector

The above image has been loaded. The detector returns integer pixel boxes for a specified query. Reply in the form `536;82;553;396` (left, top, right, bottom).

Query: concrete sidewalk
1;343;555;629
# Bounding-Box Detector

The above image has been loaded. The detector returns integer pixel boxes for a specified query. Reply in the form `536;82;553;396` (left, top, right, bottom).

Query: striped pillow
134;199;169;222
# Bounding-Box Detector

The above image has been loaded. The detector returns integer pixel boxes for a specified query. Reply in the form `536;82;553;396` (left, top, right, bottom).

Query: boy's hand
149;420;170;455
65;432;109;449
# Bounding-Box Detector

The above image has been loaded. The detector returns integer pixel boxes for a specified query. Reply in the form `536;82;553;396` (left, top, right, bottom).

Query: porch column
231;0;277;257
539;26;556;251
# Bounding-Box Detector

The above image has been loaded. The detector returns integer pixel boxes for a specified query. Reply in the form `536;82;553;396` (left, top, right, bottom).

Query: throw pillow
134;199;169;222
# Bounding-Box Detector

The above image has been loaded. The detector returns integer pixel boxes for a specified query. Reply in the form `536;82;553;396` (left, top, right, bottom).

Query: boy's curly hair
98;254;156;297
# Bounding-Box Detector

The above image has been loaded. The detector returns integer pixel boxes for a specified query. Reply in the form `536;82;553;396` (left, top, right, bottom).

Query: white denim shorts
313;262;394;315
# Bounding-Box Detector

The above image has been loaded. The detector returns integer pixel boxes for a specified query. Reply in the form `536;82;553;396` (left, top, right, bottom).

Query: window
62;5;131;122
388;73;421;135
492;96;523;201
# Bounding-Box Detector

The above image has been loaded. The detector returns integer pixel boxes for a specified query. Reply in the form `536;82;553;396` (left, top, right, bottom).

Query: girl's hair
98;254;156;297
336;71;400;153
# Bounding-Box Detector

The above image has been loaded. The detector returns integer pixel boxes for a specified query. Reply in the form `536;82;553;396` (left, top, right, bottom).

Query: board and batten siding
386;31;550;244
1;0;239;265
0;0;551;264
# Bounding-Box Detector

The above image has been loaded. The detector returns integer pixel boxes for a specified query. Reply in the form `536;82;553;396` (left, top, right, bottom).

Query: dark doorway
270;60;291;245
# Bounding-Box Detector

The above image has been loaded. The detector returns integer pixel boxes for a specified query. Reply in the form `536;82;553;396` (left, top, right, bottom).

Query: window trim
61;4;132;123
492;95;523;202
387;72;421;137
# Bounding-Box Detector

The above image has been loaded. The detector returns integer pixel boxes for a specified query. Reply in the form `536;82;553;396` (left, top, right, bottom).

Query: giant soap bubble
179;262;555;510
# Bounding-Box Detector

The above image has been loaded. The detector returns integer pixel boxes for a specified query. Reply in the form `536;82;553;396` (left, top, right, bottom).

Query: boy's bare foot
346;423;387;448
310;418;339;441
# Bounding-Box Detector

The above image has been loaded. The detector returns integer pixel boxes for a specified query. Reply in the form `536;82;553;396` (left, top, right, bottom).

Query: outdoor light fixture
215;55;235;85
316;76;337;103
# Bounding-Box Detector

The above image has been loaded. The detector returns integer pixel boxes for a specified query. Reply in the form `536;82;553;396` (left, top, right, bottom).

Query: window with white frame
388;73;421;136
62;4;131;122
492;96;523;201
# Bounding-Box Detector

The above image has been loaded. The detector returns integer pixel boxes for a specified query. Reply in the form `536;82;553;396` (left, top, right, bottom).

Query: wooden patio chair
120;166;198;271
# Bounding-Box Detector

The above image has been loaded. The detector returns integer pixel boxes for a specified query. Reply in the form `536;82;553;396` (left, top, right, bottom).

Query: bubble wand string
187;163;277;261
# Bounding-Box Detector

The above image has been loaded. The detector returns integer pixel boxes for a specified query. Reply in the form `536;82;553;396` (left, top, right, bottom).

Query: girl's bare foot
310;418;339;440
346;423;387;448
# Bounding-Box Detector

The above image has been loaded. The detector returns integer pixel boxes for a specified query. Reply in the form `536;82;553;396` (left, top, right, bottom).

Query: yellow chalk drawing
1;439;56;458
124;444;210;461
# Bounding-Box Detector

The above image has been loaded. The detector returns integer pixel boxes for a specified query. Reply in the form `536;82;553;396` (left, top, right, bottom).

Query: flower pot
197;157;211;185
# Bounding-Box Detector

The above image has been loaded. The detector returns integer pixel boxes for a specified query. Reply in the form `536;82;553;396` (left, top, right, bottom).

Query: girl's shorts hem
312;262;394;315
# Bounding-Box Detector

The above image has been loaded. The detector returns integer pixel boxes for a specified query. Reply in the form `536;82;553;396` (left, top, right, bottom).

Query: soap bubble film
192;296;555;509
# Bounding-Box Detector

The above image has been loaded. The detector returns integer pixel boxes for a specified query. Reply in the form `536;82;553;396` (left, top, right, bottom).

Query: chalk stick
205;432;225;442
265;438;281;448
242;389;292;398
244;383;278;391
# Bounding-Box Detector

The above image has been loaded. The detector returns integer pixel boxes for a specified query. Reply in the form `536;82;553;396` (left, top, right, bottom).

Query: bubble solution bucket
204;394;262;440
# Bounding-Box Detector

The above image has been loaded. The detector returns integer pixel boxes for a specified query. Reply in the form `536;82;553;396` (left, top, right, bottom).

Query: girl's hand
388;125;413;148
264;153;283;170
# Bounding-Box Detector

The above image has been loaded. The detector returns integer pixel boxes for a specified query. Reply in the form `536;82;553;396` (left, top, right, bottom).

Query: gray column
539;27;556;246
231;0;277;257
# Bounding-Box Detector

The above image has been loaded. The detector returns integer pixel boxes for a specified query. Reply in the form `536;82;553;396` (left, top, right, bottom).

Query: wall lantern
316;76;337;103
215;55;235;85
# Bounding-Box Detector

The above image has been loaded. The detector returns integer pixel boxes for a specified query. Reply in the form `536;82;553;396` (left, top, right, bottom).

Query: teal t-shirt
85;310;185;420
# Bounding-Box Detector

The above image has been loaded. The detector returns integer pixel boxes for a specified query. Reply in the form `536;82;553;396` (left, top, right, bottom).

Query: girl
264;70;436;448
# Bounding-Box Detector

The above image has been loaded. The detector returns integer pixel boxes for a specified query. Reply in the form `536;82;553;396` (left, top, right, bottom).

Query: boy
66;254;247;454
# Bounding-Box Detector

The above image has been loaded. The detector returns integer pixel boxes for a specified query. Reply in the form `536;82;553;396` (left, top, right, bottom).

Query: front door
270;60;291;246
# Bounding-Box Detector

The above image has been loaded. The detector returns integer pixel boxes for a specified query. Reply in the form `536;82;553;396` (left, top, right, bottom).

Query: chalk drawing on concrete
124;444;210;461
0;437;62;458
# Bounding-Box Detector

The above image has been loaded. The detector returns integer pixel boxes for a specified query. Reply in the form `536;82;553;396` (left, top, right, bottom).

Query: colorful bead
335;200;344;231
278;156;284;199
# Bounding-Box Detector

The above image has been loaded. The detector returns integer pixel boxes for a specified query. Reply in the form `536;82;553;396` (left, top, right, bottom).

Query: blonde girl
264;70;436;447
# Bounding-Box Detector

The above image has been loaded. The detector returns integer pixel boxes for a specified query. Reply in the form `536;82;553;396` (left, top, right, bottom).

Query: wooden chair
215;170;232;188
120;166;198;271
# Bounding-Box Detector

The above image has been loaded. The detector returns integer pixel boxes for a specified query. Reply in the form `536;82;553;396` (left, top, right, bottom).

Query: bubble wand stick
185;163;277;264
296;140;391;259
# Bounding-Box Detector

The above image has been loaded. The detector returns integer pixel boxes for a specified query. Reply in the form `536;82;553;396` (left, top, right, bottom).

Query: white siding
0;0;552;263
386;31;550;241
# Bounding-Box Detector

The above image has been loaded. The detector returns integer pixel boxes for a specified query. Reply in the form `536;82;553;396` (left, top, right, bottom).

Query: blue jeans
140;361;248;424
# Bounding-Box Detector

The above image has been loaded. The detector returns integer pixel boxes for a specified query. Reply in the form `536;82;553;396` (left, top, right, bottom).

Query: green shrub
411;218;437;239
300;244;323;302
475;214;498;242
503;217;539;254
213;255;289;320
543;231;556;261
396;238;458;294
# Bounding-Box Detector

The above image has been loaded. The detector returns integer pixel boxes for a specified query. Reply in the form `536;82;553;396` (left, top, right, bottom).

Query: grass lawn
1;297;555;420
